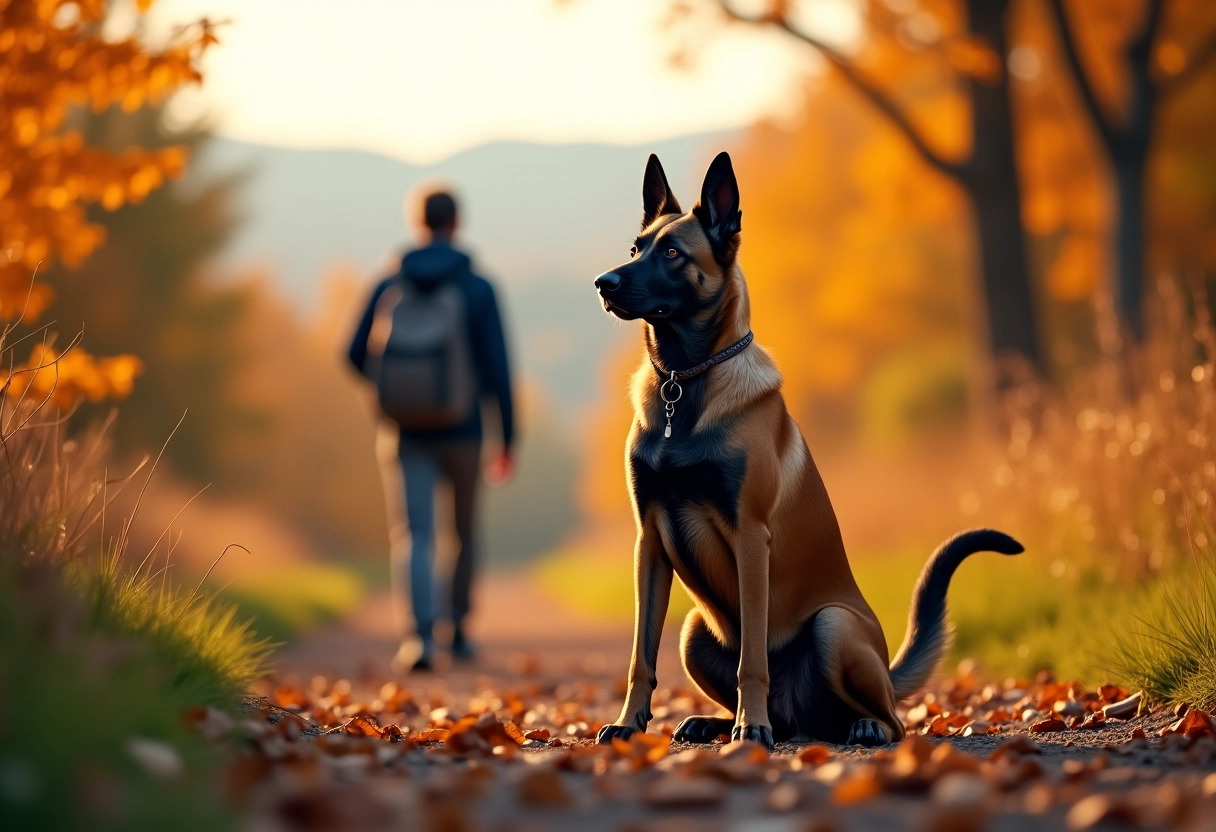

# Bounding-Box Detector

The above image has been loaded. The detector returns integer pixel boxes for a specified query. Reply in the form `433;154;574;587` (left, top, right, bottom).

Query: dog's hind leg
672;609;737;743
810;606;904;746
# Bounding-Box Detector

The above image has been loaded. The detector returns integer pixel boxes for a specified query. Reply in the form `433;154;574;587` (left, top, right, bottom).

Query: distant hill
191;131;740;409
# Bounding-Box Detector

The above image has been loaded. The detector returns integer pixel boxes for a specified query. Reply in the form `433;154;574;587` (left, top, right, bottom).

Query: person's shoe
390;635;433;673
450;629;477;662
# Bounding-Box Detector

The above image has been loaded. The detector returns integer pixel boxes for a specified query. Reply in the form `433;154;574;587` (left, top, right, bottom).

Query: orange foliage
576;0;1216;525
1;343;142;410
0;0;217;407
732;77;972;416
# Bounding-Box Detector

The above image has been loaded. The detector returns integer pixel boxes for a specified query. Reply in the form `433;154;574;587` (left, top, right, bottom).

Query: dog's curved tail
887;528;1023;700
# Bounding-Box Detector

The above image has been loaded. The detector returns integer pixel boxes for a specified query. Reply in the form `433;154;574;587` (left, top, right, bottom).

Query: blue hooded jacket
348;241;515;448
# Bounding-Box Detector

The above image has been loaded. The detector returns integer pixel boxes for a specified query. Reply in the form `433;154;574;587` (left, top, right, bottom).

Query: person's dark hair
422;190;458;231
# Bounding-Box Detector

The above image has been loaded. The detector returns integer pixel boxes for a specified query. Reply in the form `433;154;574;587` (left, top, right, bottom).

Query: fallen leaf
1029;718;1067;733
342;715;382;738
831;767;883;805
1164;708;1215;738
791;744;832;770
412;728;451;744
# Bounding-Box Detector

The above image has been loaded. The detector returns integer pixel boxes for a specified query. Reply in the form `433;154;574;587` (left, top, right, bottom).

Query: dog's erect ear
642;154;682;229
693;151;742;262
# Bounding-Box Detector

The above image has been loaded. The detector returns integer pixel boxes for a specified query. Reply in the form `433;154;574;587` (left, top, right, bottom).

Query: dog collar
652;330;754;438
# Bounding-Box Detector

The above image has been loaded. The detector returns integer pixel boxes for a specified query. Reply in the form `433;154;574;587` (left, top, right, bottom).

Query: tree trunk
963;0;1043;372
968;181;1042;368
1112;147;1148;339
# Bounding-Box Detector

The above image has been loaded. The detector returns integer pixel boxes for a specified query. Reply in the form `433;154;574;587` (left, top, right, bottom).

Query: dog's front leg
732;521;774;749
597;522;672;743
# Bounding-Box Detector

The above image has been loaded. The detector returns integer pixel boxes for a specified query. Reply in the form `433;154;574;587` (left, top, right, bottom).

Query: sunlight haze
154;0;850;162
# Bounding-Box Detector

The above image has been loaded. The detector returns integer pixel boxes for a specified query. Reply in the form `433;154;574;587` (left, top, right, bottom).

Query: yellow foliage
0;0;215;406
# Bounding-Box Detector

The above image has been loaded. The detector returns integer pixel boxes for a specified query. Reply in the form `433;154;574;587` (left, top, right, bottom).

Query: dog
592;151;1022;749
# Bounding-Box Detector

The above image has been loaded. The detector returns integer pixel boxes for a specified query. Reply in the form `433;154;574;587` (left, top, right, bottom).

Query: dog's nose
594;272;621;292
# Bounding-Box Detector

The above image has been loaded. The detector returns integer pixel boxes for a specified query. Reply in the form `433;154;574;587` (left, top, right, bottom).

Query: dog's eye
630;245;638;257
666;248;679;259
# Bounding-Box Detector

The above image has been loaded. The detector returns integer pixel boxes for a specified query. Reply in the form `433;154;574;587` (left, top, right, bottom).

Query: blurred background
28;0;1216;677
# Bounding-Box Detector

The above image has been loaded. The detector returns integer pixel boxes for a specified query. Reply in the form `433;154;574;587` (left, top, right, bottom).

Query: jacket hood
399;243;470;291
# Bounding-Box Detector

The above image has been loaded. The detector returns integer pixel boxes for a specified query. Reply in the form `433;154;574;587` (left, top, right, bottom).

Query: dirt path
273;571;674;694
245;573;1216;832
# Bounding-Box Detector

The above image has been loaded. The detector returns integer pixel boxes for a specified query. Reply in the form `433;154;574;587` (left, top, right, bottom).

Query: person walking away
348;188;515;672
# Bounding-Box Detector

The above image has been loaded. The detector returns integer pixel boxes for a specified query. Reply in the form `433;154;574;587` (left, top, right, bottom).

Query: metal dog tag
660;372;682;440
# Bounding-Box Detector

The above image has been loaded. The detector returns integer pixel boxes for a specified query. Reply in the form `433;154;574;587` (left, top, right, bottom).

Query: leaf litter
180;663;1216;830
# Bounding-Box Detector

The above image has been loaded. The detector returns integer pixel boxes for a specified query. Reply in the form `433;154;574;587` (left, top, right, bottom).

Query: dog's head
595;152;742;324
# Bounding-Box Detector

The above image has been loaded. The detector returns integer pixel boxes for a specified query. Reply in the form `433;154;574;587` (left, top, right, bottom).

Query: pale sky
153;0;857;164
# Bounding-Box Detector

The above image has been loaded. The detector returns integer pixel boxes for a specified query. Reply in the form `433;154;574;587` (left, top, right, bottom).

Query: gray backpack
365;277;477;430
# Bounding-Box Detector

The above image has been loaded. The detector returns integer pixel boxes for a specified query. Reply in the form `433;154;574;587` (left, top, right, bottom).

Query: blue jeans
392;439;481;642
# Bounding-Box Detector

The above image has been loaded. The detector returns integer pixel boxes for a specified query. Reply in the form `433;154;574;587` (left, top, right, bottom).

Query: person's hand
485;448;514;486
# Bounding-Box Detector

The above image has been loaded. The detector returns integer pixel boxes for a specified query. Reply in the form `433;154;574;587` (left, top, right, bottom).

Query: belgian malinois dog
593;152;1022;749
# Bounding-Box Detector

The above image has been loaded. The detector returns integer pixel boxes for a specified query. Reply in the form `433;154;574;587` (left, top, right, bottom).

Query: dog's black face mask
595;153;742;326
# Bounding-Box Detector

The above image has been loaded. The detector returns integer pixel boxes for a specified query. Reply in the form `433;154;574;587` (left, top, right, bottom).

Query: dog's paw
730;722;774;750
672;716;733;744
596;723;638;744
845;718;891;747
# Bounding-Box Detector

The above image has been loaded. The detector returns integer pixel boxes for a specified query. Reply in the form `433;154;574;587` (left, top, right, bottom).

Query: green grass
213;561;365;643
0;366;272;828
0;562;242;832
852;545;1126;683
1112;555;1216;709
83;553;274;706
534;540;1157;685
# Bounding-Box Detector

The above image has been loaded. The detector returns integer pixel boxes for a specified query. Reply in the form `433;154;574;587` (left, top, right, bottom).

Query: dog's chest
628;425;746;528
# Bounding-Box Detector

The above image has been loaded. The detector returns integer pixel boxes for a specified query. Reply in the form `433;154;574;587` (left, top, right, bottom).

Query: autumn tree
1045;0;1216;337
684;0;1043;375
0;0;217;412
46;104;259;482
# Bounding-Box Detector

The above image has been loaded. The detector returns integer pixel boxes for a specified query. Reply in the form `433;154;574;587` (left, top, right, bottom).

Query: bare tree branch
715;2;968;181
1124;0;1164;137
1044;0;1119;147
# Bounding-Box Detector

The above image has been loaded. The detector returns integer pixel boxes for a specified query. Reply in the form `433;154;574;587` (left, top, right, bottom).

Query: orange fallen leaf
1164;708;1215;738
925;713;970;736
272;684;308;710
342;715;382;738
720;739;769;763
412;728;451;744
791;744;832;770
832;768;883;805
